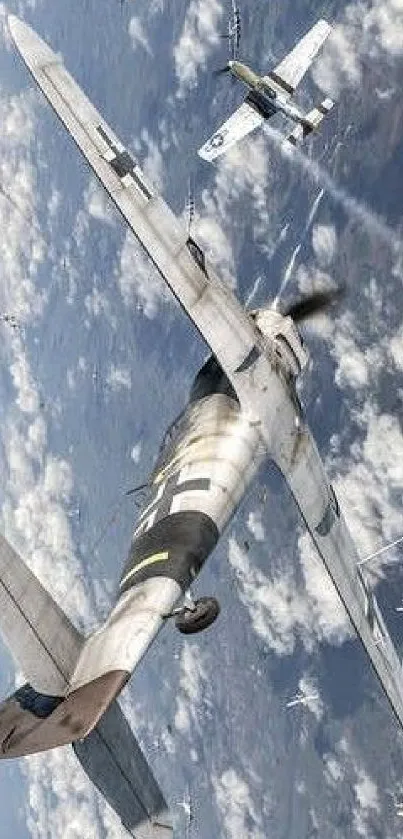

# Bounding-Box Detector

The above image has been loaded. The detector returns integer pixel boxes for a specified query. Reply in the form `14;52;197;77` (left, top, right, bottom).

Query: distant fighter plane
285;689;319;709
5;16;403;838
198;19;334;161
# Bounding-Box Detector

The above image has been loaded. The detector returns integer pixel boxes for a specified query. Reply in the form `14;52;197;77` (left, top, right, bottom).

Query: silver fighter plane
198;19;334;161
3;16;403;838
285;690;320;710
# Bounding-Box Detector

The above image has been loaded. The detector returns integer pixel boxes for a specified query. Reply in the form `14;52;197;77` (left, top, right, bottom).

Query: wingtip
7;13;21;42
7;15;60;68
317;18;332;34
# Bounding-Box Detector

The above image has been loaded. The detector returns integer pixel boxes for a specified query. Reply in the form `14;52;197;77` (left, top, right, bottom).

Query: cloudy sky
0;0;403;837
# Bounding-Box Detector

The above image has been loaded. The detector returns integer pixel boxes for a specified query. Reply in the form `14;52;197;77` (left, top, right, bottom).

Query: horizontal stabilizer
0;670;128;758
0;532;83;695
284;97;334;146
74;699;173;838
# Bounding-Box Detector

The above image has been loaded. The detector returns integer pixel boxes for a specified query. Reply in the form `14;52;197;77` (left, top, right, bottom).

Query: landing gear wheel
175;597;220;634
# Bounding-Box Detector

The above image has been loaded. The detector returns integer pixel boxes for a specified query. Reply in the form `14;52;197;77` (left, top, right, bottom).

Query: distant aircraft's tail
285;97;334;145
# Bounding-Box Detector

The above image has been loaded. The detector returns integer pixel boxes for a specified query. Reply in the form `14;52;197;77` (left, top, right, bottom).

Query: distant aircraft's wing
263;19;331;97
198;100;264;162
275;422;403;729
9;16;258;384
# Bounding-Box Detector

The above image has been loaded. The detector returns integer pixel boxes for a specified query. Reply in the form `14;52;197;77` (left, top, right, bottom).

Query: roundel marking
209;133;225;149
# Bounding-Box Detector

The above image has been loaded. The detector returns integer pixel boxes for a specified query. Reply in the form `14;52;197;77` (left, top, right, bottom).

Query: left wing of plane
274;422;403;730
263;19;331;96
8;16;258;386
198;100;264;162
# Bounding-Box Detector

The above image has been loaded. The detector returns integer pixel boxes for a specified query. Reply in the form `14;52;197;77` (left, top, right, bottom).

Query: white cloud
299;533;352;645
313;0;403;97
324;754;344;785
353;769;380;837
228;536;350;657
23;747;126;839
106;364;132;391
83;177;117;225
334;333;370;389
247;510;265;542
130;442;142;463
115;230;170;318
84;286;115;327
128;16;152;55
388;324;403;370
213;769;265;839
138;129;164;192
174;642;210;734
312;223;337;267
174;0;224;96
9;338;41;414
333;409;403;571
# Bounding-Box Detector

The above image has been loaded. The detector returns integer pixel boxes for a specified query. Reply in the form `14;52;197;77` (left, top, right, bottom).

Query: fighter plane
198;19;334;161
5;15;403;838
285;689;319;709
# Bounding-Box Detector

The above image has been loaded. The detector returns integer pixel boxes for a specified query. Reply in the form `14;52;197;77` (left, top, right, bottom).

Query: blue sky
1;0;403;837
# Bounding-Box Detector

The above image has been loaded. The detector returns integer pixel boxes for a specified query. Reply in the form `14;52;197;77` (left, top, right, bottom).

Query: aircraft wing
74;699;172;838
9;16;258;384
263;19;331;97
275;422;403;729
197;100;264;162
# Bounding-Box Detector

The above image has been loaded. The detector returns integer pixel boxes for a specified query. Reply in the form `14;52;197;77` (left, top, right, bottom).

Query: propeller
213;64;231;76
281;286;345;323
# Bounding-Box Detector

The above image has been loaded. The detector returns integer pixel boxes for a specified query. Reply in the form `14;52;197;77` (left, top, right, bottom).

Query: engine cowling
254;308;309;376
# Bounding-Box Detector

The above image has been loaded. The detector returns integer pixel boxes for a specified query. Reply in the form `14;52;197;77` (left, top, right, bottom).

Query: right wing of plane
198;99;264;162
263;19;332;97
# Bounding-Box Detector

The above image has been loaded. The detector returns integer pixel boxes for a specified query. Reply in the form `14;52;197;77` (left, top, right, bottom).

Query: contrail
245;274;262;307
274;188;325;305
263;124;402;255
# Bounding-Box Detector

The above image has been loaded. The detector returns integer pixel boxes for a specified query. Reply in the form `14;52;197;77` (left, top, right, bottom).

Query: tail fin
0;532;82;694
285;97;334;146
0;532;131;756
0;534;173;834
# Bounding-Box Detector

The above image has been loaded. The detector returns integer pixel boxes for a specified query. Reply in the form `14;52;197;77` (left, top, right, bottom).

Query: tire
175;597;220;634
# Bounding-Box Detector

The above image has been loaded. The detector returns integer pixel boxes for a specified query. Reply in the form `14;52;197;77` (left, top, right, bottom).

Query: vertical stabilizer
0;533;83;695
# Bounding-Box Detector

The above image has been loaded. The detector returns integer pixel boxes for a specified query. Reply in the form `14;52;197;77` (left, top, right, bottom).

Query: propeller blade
213;65;230;76
283;287;345;323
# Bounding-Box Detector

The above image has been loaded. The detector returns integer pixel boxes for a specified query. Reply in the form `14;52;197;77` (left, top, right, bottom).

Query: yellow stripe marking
120;551;169;588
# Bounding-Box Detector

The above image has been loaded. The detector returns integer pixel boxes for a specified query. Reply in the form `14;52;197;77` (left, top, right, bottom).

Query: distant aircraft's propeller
213;65;231;76
281;286;345;323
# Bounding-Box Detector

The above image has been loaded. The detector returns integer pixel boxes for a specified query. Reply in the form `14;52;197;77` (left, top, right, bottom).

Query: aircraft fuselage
228;60;310;127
